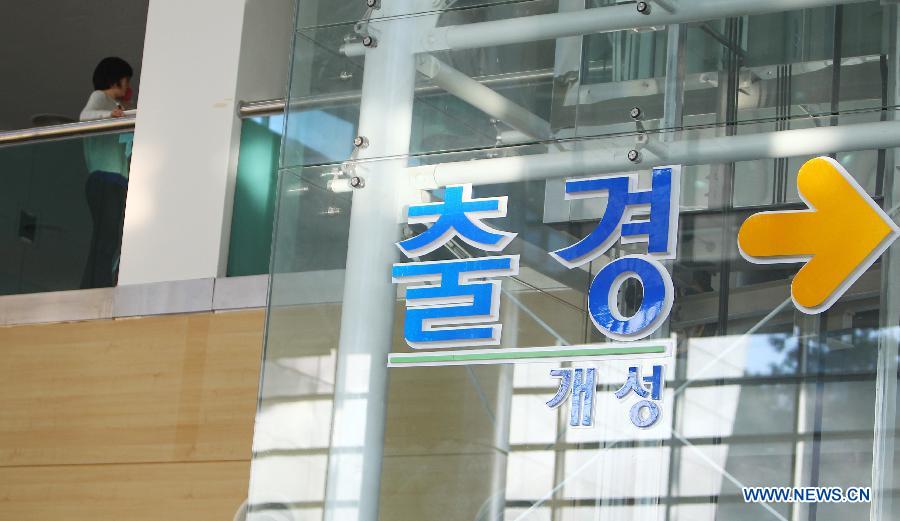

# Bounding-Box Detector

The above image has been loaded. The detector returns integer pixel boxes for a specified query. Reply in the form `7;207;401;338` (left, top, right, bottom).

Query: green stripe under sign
388;344;669;367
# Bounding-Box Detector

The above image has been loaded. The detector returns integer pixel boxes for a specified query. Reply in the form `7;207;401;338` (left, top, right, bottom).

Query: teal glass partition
248;1;900;520
228;114;284;277
0;131;132;295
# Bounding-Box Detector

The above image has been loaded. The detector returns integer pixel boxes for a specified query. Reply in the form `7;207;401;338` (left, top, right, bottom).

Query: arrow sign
737;156;899;314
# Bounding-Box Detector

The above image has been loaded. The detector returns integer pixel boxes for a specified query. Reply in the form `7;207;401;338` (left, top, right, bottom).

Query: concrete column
119;0;292;285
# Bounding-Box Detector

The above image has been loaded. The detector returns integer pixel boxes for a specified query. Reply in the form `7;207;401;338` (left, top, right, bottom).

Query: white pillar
323;4;418;521
119;0;293;285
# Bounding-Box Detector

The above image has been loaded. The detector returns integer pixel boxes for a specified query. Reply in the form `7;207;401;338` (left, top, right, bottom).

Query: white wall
237;0;295;102
120;0;293;285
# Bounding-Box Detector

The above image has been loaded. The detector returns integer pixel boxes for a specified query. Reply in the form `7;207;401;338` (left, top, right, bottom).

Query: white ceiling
0;0;149;130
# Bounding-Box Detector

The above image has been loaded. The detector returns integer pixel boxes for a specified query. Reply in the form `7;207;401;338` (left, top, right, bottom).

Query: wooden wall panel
0;461;249;521
0;310;264;466
0;310;264;520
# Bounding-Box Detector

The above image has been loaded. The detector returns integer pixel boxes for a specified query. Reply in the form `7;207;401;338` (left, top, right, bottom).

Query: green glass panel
0;131;132;295
227;115;283;277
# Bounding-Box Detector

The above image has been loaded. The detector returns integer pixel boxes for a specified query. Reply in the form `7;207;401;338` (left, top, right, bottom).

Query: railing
0;104;285;146
0;110;137;146
0;67;563;146
1;125;134;294
0;103;288;296
239;99;286;117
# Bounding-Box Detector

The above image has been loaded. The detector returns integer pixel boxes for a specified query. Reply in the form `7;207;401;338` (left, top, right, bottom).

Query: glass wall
0;131;133;294
247;2;900;520
228;114;284;277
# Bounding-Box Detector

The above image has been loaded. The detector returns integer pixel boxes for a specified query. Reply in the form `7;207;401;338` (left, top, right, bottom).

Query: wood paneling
0;310;264;520
0;461;248;521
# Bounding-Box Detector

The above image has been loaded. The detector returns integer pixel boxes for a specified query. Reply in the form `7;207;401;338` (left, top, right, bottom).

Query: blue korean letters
551;167;679;266
391;257;518;349
393;184;519;349
615;365;665;428
552;166;680;340
588;256;673;340
393;166;680;348
547;368;596;427
397;184;516;257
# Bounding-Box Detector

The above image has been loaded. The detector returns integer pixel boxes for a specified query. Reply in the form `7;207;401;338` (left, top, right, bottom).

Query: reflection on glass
0;131;133;295
250;156;897;520
248;1;900;520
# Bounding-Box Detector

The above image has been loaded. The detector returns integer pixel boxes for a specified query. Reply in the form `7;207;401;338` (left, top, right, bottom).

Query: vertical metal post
789;311;821;521
713;17;742;334
828;5;844;133
871;6;899;520
485;298;517;521
323;3;418;521
662;23;686;521
662;24;686;141
542;0;584;224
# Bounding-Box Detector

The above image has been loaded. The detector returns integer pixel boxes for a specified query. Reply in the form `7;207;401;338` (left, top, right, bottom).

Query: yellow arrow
737;156;899;314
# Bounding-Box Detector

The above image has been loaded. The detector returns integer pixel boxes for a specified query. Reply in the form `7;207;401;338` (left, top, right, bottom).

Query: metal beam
417;54;551;140
384;118;900;190
341;0;869;56
237;69;559;118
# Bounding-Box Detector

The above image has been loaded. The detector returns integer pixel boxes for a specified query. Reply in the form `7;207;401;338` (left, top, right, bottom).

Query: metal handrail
239;99;286;117
0;67;558;147
0;110;137;147
0;97;291;147
0;99;290;146
0;100;286;147
236;68;558;118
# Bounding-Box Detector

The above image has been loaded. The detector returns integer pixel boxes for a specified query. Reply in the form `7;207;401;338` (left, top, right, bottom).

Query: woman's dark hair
92;57;133;90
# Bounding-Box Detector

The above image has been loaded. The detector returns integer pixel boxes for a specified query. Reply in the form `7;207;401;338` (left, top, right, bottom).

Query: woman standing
80;57;133;288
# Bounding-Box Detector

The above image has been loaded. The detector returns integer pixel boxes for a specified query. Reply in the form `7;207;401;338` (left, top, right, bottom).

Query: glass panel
284;1;898;172
228;114;284;277
251;126;900;519
284;4;560;169
250;1;900;520
295;0;559;31
0;131;132;294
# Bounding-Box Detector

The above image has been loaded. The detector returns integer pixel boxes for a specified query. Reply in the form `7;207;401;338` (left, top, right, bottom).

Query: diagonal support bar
417;54;551;140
